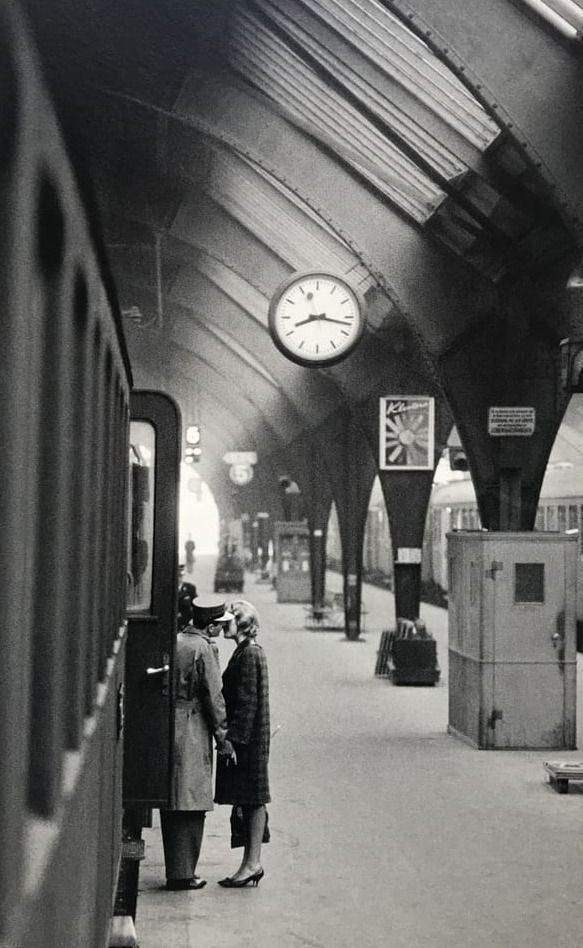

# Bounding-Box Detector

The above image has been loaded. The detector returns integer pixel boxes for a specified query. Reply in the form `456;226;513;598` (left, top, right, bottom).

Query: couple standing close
160;595;270;890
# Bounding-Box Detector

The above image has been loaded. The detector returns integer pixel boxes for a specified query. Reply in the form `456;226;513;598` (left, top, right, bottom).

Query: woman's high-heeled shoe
218;868;264;888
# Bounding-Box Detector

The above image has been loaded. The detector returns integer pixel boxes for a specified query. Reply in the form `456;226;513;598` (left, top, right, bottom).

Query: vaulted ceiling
23;0;583;511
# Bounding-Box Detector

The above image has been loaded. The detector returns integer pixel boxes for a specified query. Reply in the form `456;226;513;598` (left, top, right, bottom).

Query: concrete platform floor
136;556;583;948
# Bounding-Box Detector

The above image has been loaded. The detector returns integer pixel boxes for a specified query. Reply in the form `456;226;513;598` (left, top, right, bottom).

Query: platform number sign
379;396;435;471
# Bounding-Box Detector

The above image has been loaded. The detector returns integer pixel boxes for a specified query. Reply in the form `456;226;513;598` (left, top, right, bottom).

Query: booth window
514;563;545;603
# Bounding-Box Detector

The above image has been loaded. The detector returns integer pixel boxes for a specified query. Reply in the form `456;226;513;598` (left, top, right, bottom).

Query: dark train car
1;5;131;947
214;551;245;593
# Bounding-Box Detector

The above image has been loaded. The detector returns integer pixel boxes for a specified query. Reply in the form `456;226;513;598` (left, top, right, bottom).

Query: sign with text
488;406;535;437
223;451;257;465
379;396;434;470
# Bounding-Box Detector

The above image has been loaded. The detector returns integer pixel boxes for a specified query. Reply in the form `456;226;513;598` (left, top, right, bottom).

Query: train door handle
551;632;561;648
146;663;170;675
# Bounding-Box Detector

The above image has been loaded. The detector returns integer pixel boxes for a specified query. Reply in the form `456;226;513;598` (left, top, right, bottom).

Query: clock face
268;271;366;367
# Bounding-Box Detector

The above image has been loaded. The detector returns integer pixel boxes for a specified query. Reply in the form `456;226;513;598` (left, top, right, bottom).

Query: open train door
124;391;181;807
110;392;181;944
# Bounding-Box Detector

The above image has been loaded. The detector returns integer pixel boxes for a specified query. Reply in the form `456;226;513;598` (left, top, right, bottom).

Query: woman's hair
229;599;260;638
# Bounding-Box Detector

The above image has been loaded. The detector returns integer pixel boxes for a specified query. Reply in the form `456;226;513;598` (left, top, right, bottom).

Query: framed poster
379;396;435;470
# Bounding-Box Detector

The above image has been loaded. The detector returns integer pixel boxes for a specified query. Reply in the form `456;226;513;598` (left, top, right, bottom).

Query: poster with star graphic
379;396;435;470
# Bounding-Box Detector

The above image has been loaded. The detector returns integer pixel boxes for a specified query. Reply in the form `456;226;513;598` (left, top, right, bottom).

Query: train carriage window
547;506;557;530
568;505;578;530
127;422;155;613
535;507;545;531
469;509;480;529
558;506;566;532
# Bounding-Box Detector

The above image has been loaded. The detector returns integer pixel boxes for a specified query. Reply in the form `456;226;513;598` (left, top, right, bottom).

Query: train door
124;392;181;806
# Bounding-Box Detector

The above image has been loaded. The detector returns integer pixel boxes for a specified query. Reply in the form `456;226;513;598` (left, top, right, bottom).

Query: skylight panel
257;0;499;149
229;6;445;222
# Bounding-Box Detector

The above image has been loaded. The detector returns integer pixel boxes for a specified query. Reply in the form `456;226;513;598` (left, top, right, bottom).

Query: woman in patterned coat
215;600;270;888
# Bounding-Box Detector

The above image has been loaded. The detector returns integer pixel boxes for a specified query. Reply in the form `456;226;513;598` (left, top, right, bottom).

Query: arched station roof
21;0;583;511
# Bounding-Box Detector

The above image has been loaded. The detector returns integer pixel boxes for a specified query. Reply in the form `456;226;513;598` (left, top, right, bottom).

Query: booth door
491;541;574;749
124;392;181;806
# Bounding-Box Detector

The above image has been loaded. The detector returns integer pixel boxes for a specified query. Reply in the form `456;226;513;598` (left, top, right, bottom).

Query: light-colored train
327;400;583;645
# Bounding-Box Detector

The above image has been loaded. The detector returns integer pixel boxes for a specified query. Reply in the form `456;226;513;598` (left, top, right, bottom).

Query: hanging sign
488;407;535;437
229;464;253;485
379;396;435;470
223;451;257;465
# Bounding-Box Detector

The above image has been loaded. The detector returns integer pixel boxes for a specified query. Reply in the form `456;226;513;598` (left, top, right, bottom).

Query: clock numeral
299;285;306;295
286;330;294;336
341;298;350;305
299;340;305;349
316;281;319;290
330;285;336;295
316;344;319;354
285;298;295;304
341;330;349;337
330;340;336;349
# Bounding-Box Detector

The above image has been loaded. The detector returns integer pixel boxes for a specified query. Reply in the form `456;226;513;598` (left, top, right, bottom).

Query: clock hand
318;315;354;327
294;313;326;327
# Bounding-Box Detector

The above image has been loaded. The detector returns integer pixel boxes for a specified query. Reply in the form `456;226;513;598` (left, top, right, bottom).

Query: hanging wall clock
268;271;366;368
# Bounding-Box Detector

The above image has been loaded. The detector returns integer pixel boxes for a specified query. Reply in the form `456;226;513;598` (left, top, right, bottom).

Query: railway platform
135;555;583;948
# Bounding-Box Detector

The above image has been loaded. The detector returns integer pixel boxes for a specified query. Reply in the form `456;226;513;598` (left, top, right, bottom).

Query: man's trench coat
170;628;228;811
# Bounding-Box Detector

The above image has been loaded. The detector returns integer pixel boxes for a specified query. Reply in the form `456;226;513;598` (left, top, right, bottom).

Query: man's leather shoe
166;877;207;890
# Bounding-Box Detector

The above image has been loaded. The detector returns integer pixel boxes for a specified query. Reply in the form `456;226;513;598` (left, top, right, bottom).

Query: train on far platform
328;403;583;648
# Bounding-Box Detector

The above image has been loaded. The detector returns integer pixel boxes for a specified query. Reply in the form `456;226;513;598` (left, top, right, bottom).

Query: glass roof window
230;6;446;222
519;0;583;38
252;0;500;150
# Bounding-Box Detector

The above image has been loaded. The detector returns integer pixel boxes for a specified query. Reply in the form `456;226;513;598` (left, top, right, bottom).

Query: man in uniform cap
160;596;236;890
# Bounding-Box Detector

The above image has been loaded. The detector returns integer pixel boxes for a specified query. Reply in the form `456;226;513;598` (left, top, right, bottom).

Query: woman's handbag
230;806;270;849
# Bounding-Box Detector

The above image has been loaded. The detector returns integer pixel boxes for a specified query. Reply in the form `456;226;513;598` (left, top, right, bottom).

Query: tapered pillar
306;454;333;618
379;471;434;624
319;410;376;640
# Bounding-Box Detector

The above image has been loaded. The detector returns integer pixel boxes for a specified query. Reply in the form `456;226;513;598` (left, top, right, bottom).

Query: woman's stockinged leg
231;805;265;880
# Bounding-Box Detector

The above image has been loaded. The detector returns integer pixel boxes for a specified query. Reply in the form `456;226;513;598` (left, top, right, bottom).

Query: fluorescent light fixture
520;0;581;38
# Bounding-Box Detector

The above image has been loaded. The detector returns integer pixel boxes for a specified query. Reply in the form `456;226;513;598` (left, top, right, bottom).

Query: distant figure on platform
160;596;236;890
215;599;271;888
185;535;196;572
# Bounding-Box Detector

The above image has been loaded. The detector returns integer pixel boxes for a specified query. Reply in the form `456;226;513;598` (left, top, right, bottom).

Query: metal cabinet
447;531;577;749
274;522;311;603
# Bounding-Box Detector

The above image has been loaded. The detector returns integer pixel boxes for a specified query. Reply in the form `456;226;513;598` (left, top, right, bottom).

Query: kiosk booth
447;531;577;749
273;522;311;602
